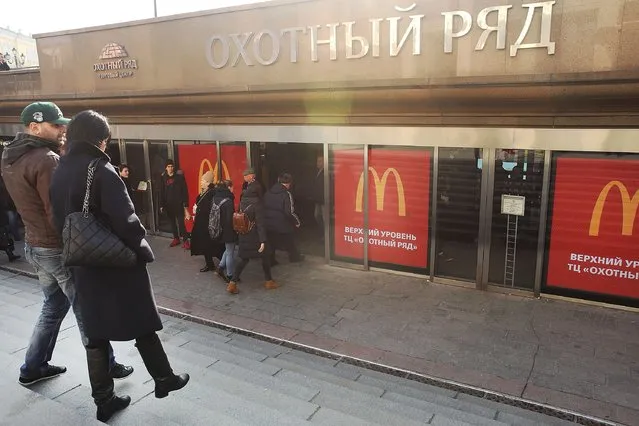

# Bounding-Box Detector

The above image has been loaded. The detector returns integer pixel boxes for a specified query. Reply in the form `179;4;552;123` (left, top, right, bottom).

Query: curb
0;265;38;280
157;306;618;426
0;265;620;426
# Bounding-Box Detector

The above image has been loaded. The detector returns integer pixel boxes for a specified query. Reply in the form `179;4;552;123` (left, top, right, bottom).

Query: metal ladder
504;214;519;287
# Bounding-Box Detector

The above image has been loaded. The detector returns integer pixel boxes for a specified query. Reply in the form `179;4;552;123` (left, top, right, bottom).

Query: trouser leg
232;258;249;281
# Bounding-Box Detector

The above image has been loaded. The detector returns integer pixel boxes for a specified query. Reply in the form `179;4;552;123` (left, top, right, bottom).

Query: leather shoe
110;363;134;380
96;395;131;422
155;373;190;398
200;266;212;272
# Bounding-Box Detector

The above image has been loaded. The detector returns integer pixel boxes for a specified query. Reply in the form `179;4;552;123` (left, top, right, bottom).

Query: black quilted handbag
61;158;138;268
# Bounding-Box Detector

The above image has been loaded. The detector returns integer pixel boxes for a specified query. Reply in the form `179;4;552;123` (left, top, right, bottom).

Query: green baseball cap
20;102;70;125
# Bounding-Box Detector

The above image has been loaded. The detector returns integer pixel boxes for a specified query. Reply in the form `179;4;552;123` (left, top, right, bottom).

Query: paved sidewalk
2;236;638;425
0;270;582;425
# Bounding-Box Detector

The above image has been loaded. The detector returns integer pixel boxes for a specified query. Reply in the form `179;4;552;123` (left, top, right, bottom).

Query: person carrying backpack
210;180;237;283
189;171;224;272
226;169;277;294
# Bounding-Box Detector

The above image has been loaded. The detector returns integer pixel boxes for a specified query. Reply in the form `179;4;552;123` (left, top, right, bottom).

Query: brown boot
227;281;239;294
264;280;279;290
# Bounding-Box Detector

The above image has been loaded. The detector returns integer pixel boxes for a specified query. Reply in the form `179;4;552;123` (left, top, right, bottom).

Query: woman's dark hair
278;173;293;184
215;179;233;190
66;110;111;147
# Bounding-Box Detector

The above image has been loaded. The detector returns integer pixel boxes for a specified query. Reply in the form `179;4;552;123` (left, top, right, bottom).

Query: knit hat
201;171;215;184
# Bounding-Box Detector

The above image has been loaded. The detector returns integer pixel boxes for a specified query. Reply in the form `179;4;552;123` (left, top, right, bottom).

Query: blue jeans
21;245;115;377
218;242;236;276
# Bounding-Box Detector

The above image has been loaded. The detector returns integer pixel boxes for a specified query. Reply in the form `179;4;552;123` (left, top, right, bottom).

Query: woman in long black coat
50;111;189;422
190;171;224;272
227;180;277;294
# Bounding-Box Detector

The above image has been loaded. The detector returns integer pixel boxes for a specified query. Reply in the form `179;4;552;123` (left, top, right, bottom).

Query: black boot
5;249;20;262
86;346;131;422
135;333;189;398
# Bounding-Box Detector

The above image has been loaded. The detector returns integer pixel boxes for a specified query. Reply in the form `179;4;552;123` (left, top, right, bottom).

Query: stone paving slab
1;237;638;425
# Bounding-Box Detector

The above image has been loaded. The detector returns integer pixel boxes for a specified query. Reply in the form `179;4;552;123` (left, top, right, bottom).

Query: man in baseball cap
1;102;133;387
20;102;71;126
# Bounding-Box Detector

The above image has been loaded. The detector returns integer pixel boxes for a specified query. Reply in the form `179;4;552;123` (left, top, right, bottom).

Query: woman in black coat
190;171;224;272
49;111;189;422
212;180;238;282
227;180;277;294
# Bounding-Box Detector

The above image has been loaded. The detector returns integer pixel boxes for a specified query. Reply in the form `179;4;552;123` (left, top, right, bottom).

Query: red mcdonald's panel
333;148;430;269
547;157;639;300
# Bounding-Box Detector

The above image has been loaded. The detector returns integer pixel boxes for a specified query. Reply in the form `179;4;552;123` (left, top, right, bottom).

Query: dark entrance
250;142;325;258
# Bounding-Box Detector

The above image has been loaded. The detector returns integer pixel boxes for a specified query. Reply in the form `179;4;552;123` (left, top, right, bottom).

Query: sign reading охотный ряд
547;157;639;300
93;43;138;79
205;1;557;69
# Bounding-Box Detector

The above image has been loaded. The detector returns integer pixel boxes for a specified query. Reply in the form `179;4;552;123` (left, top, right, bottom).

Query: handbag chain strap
82;159;101;218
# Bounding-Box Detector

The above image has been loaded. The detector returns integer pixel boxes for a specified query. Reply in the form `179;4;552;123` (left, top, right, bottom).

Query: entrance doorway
434;148;483;281
434;148;545;291
122;140;170;234
482;149;545;290
250;142;325;257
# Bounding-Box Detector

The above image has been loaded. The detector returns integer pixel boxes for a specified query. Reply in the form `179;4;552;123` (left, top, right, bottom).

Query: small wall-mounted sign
501;194;525;216
93;42;138;79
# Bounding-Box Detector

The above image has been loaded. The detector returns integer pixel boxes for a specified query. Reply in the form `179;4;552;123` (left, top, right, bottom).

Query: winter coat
1;133;62;248
212;187;238;244
189;184;224;257
49;141;162;342
237;181;267;259
264;183;300;234
159;170;188;212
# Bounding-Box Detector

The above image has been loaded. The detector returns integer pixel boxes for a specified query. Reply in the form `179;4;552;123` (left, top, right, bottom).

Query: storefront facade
1;0;638;306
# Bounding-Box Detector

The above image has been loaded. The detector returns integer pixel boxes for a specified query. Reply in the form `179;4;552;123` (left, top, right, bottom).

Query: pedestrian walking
227;168;277;294
1;102;132;389
212;179;237;282
118;164;136;203
159;159;191;249
264;172;304;265
190;170;224;272
50;110;189;422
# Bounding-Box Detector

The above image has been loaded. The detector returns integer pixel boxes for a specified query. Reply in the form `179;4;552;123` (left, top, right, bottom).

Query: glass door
434;148;483;282
148;141;171;235
481;149;545;290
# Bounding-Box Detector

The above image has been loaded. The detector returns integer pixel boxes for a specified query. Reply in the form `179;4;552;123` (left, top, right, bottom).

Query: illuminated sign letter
589;180;639;236
355;167;406;216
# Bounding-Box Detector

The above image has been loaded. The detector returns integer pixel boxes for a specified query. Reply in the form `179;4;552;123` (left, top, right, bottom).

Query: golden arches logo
589;180;639;237
197;159;231;188
355;167;406;216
